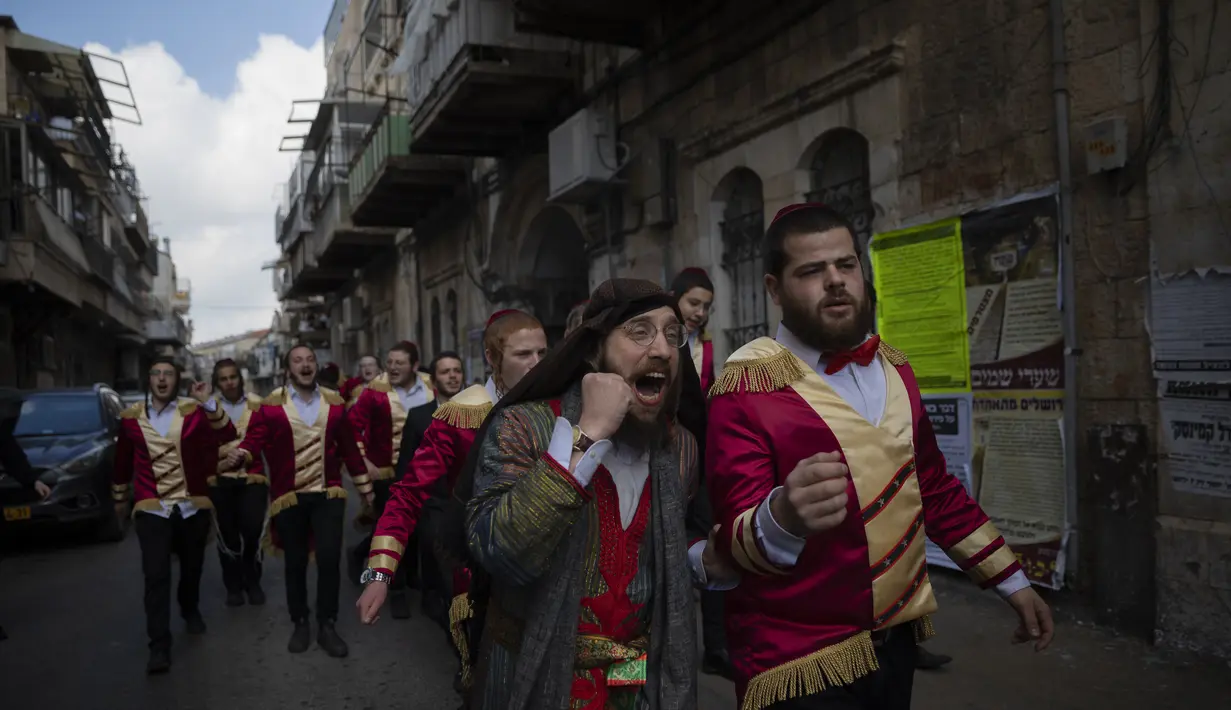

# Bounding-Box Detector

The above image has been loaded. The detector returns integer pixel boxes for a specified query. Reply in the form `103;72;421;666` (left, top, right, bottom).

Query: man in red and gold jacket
348;340;435;618
223;343;372;660
355;309;548;687
702;204;1054;710
112;356;234;674
342;354;383;409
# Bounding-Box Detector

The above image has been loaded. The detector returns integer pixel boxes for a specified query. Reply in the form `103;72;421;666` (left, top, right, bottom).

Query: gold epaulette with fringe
709;337;807;397
878;340;909;366
246;392;263;411
367;373;392;393
432;384;494;430
419;371;436;393
176;398;199;417
120;403;143;420
262;388;287;406
321;387;344;406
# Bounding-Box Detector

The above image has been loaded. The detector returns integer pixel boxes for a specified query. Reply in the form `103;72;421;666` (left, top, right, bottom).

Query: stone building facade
273;0;1229;656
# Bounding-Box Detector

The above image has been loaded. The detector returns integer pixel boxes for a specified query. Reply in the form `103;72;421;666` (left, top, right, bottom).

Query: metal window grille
721;209;768;352
806;129;874;253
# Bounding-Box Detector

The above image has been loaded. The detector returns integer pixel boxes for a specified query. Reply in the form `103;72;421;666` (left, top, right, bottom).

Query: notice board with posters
871;191;1068;589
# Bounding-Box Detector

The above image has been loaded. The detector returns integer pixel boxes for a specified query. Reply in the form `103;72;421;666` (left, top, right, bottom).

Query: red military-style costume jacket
235;387;370;528
348;372;436;481
210;392;266;486
707;337;1023;710
367;382;492;581
112;398;235;514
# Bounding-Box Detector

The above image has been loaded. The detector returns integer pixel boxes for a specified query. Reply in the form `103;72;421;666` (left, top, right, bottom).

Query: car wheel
97;509;128;543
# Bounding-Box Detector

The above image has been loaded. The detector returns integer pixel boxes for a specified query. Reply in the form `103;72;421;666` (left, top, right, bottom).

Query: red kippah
486;309;521;329
681;267;709;277
770;202;829;225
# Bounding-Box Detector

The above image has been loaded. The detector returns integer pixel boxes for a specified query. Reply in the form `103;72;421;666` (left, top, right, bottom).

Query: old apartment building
270;0;1229;656
0;16;194;390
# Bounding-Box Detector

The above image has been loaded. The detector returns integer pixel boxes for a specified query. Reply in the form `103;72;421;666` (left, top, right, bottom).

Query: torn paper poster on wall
1149;271;1231;383
1159;380;1231;499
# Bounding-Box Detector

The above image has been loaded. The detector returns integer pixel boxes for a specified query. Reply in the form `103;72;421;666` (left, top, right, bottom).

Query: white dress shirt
694;324;1031;598
138;396;218;520
289;386;322;424
218;395;249;425
394;377;431;410
484;377;501;404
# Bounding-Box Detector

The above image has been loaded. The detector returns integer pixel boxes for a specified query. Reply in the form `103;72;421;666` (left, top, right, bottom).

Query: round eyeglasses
621;321;689;349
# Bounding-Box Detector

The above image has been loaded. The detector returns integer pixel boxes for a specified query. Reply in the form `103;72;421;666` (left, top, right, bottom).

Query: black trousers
134;508;211;652
766;627;917;710
209;479;268;594
686;476;727;655
274;493;344;623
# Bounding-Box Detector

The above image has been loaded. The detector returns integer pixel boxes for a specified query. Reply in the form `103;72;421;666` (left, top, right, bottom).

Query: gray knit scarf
504;383;696;710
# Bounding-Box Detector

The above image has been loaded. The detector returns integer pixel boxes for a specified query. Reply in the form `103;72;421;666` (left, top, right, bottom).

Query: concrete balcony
512;0;660;47
145;314;190;346
404;0;577;156
348;109;466;228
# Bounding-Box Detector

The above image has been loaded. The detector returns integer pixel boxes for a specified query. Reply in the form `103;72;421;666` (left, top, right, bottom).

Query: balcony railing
350;111;410;200
146;315;190;345
402;0;577;155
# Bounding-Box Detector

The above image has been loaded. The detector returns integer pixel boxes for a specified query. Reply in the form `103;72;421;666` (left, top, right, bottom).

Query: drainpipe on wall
1050;0;1081;586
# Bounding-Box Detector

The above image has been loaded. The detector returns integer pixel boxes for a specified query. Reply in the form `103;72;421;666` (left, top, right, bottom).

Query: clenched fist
769;451;851;537
578;372;634;441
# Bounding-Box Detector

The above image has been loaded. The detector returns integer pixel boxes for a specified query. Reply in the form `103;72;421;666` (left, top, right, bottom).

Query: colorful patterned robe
465;398;699;710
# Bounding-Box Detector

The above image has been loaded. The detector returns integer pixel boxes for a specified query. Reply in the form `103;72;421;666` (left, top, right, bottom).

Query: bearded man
113;357;234;673
349;341;436;618
357;311;548;690
223;344;372;659
208;358;269;607
455;279;729;710
704;204;1055;710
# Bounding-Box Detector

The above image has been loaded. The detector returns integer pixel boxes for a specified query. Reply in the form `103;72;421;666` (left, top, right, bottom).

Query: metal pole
1049;0;1081;587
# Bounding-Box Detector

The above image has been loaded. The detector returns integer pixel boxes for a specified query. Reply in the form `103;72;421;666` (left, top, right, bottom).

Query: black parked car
0;385;127;542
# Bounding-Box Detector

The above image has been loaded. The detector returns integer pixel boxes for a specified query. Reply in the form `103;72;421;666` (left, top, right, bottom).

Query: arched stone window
806;129;874;252
445;289;458;352
430;295;442;356
716;168;766;352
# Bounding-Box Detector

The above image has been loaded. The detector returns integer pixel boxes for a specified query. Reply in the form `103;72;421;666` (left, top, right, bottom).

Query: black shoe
390;590;411;620
915;646;953;670
702;650;734;680
147;648;171;674
184;613;207;635
246;584;266;606
287;620;311;654
225;591;246;607
317;620;349;658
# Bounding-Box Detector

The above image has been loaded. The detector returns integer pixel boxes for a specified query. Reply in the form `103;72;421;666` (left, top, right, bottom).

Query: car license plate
3;506;31;522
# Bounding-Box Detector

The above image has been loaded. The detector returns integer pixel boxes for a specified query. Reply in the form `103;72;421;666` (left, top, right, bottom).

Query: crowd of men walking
3;203;1057;709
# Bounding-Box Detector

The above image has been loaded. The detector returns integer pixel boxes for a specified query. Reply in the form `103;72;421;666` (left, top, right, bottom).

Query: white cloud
84;36;326;344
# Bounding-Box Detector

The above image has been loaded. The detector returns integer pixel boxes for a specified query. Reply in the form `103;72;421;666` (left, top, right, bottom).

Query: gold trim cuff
351;474;373;486
730;506;788;576
369;553;400;575
968;545;1019;584
371;535;406;556
947;520;1000;564
371;466;396;481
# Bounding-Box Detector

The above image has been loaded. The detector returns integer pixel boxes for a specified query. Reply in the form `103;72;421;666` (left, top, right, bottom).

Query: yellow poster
870;218;971;393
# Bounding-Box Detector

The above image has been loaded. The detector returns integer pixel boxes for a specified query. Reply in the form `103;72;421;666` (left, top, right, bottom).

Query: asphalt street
4;501;1230;710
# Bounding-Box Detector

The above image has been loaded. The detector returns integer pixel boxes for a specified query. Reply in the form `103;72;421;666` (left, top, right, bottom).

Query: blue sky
5;0;332;97
6;0;335;342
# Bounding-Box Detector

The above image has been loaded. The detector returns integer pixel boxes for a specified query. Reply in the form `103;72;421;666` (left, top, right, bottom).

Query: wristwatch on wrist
572;425;596;454
359;568;393;586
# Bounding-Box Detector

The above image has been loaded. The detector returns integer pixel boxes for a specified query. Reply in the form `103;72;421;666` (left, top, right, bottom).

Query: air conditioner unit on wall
548;106;618;204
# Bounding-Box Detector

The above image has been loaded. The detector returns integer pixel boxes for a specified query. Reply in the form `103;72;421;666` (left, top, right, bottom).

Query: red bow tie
823;336;881;375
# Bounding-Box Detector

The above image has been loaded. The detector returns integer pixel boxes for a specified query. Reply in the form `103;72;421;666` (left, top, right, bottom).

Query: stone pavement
4;512;1229;709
